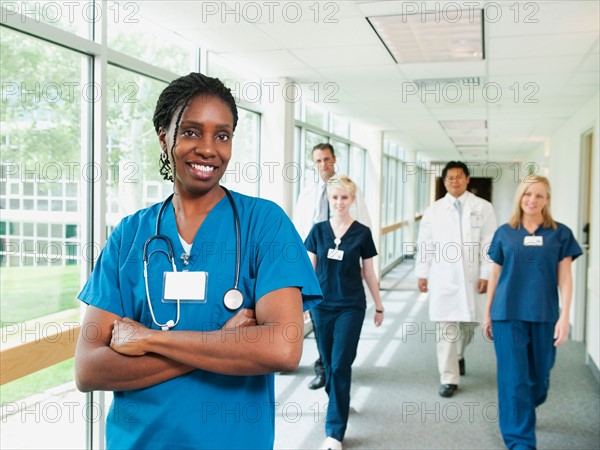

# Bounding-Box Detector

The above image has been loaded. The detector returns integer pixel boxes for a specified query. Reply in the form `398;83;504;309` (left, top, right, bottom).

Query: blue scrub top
305;220;377;309
79;190;322;450
488;222;582;323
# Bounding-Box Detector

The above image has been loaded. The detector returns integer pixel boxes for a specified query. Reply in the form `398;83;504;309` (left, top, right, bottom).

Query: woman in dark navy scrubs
305;175;384;450
483;175;582;450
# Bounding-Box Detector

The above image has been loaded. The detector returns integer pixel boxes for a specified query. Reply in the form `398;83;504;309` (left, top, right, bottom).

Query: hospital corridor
1;0;599;449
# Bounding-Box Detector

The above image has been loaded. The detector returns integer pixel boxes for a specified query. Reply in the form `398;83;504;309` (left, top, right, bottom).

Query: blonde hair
508;175;557;229
327;175;357;199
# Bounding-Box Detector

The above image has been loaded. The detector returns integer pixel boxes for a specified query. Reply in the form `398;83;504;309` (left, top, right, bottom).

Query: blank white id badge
163;271;207;303
327;248;344;261
524;236;543;246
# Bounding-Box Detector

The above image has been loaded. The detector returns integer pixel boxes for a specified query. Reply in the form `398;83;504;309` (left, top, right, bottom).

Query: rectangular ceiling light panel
368;9;483;64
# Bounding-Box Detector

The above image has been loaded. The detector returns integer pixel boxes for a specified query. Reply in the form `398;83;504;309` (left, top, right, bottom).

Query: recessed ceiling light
440;120;487;130
451;136;488;144
367;9;484;64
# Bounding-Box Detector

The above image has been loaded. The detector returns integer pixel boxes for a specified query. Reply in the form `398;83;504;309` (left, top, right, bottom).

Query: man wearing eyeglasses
415;161;496;398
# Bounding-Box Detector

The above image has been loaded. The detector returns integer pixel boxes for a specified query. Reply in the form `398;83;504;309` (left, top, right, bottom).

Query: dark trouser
309;310;325;377
492;320;556;450
312;307;365;441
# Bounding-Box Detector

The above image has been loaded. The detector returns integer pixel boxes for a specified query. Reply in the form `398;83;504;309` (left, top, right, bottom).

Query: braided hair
152;73;238;181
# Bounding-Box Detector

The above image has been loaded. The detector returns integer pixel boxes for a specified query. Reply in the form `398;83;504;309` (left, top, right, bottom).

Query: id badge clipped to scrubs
327;248;344;261
524;235;543;246
163;271;208;303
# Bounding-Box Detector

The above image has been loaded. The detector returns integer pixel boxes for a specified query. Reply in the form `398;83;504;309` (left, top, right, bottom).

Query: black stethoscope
142;187;243;330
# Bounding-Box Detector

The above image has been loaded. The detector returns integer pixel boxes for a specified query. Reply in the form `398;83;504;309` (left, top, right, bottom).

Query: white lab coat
415;191;496;322
293;180;371;242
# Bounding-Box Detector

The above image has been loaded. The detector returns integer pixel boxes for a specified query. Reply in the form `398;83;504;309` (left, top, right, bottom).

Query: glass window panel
49;183;62;196
222;108;260;197
24;199;34;210
65;199;77;212
37;183;50;196
293;126;302;202
146;184;159;198
37;199;49;211
9;182;20;195
395;228;403;261
9;199;20;209
65;224;77;238
106;66;171;223
351;146;366;193
65;182;77;197
303;130;327;186
23;223;34;236
388;159;397;224
207;52;261;106
50;224;62;238
396;162;404;222
10;223;21;236
51;200;63;211
305;103;328;130
108;2;193;74
332;115;350;138
16;1;91;39
23;183;34;195
332;141;349;176
381;157;389;225
37;223;48;237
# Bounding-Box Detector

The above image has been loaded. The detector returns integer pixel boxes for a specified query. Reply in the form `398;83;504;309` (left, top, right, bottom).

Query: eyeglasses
444;175;463;182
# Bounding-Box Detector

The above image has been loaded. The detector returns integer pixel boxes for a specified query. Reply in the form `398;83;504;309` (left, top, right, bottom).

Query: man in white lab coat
416;161;496;398
293;143;371;390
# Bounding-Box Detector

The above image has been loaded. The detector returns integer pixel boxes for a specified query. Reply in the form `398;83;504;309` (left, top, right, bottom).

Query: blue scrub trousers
312;307;365;441
492;321;556;450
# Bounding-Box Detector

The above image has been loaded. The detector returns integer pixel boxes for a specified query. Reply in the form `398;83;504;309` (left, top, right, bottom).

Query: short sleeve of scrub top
77;191;323;450
488;222;582;323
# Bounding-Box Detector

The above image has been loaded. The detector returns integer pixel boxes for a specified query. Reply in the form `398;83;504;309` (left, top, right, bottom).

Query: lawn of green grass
1;265;80;327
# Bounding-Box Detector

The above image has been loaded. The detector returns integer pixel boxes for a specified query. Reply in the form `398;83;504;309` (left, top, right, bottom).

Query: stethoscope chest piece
223;288;244;311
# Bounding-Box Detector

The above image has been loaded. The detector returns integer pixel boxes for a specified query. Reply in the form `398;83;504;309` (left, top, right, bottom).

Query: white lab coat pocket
470;213;483;242
470;212;483;228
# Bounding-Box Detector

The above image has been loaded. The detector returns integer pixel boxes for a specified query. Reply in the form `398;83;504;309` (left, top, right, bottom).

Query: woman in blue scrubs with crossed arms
74;73;322;450
305;175;384;450
483;175;582;450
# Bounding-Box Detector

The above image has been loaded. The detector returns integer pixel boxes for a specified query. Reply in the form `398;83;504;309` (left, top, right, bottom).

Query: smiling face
520;182;549;219
313;148;336;182
158;94;234;197
443;167;470;198
328;186;355;218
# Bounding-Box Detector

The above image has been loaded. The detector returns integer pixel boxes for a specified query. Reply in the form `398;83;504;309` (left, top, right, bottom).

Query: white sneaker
322;436;343;450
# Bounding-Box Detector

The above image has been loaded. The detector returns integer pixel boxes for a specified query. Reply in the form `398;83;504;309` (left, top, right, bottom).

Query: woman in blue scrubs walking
304;175;384;450
483;175;582;450
74;73;322;450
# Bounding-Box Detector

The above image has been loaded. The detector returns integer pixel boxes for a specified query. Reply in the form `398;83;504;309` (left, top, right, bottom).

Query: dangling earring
161;152;167;161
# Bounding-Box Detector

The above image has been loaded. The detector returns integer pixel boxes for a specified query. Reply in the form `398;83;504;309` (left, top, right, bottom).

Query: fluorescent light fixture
451;136;488;145
367;9;484;64
440;120;487;130
457;146;488;158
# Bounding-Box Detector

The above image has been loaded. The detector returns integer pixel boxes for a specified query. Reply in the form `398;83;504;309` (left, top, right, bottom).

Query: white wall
523;92;600;370
487;163;523;225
